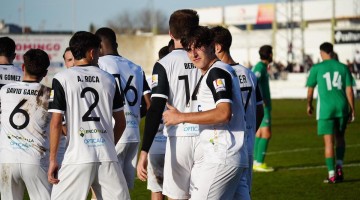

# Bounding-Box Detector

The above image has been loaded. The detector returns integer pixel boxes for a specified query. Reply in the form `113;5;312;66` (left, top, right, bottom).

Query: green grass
20;99;360;199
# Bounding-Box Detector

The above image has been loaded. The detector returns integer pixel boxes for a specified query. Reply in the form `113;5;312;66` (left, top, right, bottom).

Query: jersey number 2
81;87;100;121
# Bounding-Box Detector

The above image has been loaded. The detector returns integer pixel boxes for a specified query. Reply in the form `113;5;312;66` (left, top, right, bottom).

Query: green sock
336;147;345;163
325;157;335;172
257;138;269;163
254;137;261;162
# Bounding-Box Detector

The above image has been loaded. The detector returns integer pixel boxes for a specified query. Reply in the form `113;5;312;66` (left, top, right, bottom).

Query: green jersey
252;61;271;110
306;59;352;120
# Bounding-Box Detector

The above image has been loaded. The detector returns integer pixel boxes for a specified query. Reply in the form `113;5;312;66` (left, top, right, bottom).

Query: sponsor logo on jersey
151;74;158;88
213;79;226;92
83;137;106;147
79;127;107;137
10;141;31;149
49;90;54;101
255;71;261;78
184;63;196;69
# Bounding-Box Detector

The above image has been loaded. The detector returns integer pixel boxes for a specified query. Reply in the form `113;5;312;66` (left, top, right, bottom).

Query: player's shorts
147;153;165;192
162;136;203;199
51;162;130;200
116;142;139;189
0;163;51;200
234;154;254;200
190;163;244;200
317;116;348;135
260;107;271;127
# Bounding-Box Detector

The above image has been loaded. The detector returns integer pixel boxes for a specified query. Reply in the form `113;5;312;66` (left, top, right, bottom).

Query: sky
0;0;277;32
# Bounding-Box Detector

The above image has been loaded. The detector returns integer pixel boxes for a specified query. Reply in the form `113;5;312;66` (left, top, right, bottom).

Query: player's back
0;82;51;165
0;65;22;88
152;49;201;137
307;59;352;119
98;55;147;142
50;66;119;164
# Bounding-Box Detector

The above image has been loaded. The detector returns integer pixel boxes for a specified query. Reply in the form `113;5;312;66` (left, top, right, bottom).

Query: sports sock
257;138;269;163
335;146;345;166
254;137;261;162
325;157;335;177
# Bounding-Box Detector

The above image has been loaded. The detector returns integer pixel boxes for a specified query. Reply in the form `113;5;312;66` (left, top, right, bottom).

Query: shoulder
158;49;188;66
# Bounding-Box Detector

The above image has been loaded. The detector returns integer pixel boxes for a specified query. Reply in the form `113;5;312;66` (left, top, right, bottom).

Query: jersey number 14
323;71;342;91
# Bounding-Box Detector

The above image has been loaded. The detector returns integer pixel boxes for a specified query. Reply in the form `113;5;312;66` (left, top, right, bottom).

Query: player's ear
21;63;25;72
215;43;222;53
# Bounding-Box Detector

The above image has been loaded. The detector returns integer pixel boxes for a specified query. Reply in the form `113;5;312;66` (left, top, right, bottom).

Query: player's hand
163;103;182;126
307;104;313;116
48;160;60;184
348;110;355;123
137;151;148;181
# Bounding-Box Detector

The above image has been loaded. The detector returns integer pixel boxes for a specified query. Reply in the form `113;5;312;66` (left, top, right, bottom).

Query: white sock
329;170;335;178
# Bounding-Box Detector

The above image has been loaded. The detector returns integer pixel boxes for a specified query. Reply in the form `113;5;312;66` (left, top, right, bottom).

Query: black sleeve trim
113;80;124;110
141;97;167;152
151;62;169;97
49;78;66;111
142;72;150;92
206;68;233;103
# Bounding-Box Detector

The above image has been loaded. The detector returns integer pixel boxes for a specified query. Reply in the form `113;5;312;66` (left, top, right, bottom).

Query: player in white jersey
137;9;201;200
0;37;23;129
95;27;151;190
163;26;248;199
212;26;264;200
0;49;51;200
48;31;130;200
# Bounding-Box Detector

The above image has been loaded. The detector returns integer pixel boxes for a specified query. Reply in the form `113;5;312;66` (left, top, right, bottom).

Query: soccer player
252;45;275;172
137;9;201;200
62;47;74;68
163;25;247;199
306;42;355;183
48;31;130;199
0;36;23;128
95;27;151;190
211;26;264;199
0;49;51;200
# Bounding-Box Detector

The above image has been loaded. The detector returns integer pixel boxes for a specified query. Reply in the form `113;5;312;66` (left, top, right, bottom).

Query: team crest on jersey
213;79;226;92
49;90;54;101
151;74;158;88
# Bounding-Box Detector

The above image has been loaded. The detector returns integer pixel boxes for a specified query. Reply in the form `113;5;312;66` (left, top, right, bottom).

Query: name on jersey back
77;76;100;83
0;74;21;81
6;88;44;96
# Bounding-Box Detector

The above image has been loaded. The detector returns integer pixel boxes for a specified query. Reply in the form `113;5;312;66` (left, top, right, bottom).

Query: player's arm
307;87;315;116
346;86;355;122
138;62;168;181
113;110;126;144
255;84;264;131
48;112;62;184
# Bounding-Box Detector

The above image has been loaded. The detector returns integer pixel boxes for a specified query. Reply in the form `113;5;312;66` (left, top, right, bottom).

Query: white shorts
51;162;130;200
116;142;139;189
190;163;244;200
147;153;165;192
162;136;203;199
235;154;254;200
0;163;51;200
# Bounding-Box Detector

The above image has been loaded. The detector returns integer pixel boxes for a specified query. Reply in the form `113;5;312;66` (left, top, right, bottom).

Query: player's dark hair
23;49;50;76
259;45;272;60
69;31;101;60
211;26;232;52
320;42;333;54
95;27;117;50
181;26;214;53
63;47;71;59
168;39;175;52
0;36;16;57
158;46;170;59
169;9;199;40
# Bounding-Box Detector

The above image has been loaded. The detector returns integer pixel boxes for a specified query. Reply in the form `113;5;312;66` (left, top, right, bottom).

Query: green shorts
260;108;271;127
317;117;348;135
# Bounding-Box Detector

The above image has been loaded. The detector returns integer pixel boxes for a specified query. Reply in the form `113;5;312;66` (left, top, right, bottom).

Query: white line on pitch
277;163;360;171
266;144;360;155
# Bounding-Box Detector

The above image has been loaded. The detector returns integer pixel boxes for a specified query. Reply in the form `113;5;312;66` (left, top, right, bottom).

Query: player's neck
173;39;183;49
23;74;41;83
0;56;11;64
221;53;236;65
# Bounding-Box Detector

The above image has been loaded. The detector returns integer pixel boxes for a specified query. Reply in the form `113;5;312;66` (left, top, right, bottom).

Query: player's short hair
158;46;170;59
320;42;333;54
23;49;50;76
211;26;232;52
63;47;71;59
168;39;175;52
0;36;16;57
181;26;214;53
95;27;117;49
69;31;101;60
259;45;272;60
169;9;199;40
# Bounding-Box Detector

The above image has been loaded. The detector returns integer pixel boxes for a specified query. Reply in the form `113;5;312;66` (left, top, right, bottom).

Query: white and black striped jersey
0;64;23;127
152;49;201;137
48;66;124;164
196;61;248;167
0;82;51;165
231;64;263;156
98;55;150;143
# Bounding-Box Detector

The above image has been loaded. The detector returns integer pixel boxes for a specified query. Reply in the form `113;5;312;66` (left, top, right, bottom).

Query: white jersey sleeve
0;82;51;165
48;66;123;164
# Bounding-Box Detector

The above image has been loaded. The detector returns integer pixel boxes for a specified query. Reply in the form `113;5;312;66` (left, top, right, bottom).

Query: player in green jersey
306;42;355;183
252;45;274;172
